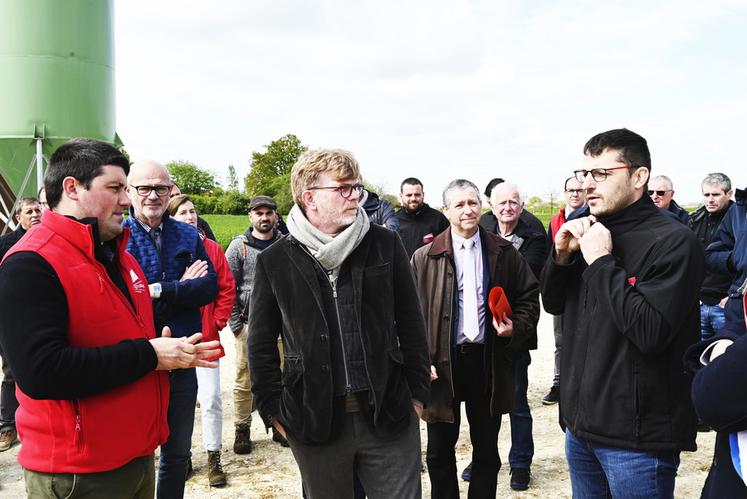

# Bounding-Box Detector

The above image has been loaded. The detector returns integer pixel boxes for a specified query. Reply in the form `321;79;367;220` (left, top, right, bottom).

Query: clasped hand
554;215;612;265
150;326;221;370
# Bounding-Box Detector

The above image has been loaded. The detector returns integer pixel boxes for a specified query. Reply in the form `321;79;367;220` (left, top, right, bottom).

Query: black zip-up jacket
248;224;430;444
541;195;705;451
395;204;449;257
688;202;734;304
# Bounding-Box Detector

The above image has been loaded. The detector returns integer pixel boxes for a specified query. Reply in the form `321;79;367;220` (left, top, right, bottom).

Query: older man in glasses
649;175;689;224
248;149;429;498
541;128;704;498
123;160;218;499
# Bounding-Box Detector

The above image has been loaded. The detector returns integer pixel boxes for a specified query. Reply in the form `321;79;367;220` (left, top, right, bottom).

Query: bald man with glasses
541;128;704;498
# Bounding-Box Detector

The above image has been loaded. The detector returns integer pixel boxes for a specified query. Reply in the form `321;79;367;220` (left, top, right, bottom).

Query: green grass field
202;214;249;250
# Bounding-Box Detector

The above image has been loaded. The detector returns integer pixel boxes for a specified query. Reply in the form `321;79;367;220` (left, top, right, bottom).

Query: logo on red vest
130;269;146;294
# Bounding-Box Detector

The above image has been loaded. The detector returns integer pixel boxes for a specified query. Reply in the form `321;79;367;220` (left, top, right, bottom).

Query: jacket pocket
380;349;411;424
280;356;305;431
364;262;391;277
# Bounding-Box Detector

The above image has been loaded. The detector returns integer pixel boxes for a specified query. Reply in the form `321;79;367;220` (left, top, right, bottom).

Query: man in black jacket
480;178;545;234
0;197;41;451
471;181;547;490
689;173;734;340
649;174;689;224
248;149;430;499
396;177;449;257
541;128;704;498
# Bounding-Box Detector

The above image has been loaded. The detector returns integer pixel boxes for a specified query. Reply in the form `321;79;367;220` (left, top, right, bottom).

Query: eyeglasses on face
573;165;637;183
565;189;584;194
306;183;364;199
131;185;171;197
648;190;671;197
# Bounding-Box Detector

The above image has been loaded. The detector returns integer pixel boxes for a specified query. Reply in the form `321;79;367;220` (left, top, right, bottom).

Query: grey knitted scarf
286;204;370;280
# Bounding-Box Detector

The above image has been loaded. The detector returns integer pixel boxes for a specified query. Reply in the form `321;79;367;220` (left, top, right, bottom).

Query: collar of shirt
450;229;486;344
450;229;480;254
134;217;163;234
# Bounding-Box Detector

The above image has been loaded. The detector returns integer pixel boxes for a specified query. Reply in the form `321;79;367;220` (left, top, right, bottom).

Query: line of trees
168;133;397;215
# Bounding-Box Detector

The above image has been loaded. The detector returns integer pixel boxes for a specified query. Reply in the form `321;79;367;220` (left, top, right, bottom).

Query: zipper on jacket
72;399;83;448
330;279;353;393
633;370;641;441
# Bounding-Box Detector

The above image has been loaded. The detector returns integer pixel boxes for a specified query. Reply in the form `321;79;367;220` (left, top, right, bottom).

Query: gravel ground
0;310;715;497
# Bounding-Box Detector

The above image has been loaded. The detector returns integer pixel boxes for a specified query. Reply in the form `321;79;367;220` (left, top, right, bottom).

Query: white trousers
196;360;222;451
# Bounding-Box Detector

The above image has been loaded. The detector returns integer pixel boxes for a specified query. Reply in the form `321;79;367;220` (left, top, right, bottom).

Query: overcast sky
115;0;747;206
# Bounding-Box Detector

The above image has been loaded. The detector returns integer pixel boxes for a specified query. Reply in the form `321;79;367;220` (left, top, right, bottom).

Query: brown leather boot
207;450;227;487
233;423;252;454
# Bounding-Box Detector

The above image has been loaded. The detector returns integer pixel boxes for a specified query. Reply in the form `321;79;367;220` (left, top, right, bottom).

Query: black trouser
0;344;18;432
427;344;501;499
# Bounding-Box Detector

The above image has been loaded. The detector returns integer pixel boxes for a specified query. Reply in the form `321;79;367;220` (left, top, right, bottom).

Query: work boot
0;429;17;452
272;427;290;447
207;450;227;487
542;385;560;405
233;423;252;454
510;467;531;491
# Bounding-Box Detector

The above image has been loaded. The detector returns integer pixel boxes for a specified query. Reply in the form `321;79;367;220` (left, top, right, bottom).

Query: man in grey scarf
248;149;430;499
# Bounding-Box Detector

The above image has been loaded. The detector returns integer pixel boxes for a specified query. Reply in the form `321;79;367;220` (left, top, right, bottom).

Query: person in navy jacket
123;159;218;499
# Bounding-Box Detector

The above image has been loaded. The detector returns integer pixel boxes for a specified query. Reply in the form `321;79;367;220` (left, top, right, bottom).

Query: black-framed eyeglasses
130;184;171;197
565;189;584;194
647;190;671;197
573;165;637;183
306;183;364;199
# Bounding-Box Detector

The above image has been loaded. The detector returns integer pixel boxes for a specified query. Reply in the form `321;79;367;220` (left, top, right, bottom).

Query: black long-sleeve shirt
0;220;157;401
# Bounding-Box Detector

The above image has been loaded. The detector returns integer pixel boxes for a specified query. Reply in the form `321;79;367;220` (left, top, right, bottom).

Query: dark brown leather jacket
411;227;539;423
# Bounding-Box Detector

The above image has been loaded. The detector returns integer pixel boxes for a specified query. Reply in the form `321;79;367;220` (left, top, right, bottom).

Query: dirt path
0;309;715;497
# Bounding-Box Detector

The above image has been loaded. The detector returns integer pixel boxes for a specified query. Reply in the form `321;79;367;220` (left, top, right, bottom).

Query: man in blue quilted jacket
123;159;218;499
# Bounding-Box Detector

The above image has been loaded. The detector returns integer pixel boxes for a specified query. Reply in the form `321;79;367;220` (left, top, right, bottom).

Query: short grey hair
490;181;524;206
442;179;481;207
651;175;674;190
702;172;731;193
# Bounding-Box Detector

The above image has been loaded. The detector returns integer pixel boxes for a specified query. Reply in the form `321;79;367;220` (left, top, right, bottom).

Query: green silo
0;0;120;231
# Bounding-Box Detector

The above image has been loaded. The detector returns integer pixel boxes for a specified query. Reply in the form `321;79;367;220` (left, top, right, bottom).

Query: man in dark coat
473;181;548;490
360;189;399;231
479;177;545;234
0;197;41;452
688;173;734;340
686;310;747;498
248;149;429;499
396;177;449;257
541;128;704;497
649;174;690;224
706;186;747;333
411;179;539;498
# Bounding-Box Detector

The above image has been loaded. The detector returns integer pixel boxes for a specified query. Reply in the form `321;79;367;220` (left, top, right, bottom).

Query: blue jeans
508;350;533;469
157;368;198;499
700;302;726;341
565;430;680;499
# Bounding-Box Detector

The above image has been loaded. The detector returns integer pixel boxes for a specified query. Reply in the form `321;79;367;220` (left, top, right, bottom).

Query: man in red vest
0;138;220;498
